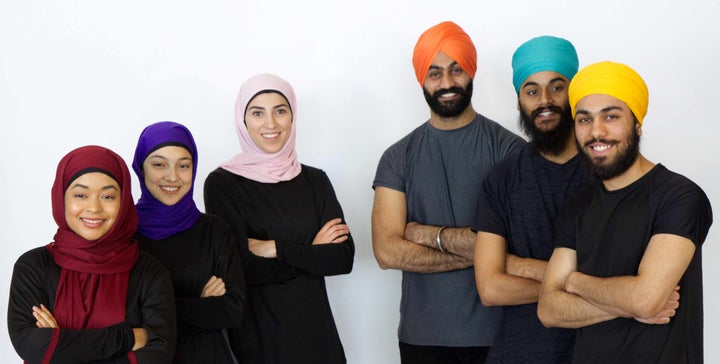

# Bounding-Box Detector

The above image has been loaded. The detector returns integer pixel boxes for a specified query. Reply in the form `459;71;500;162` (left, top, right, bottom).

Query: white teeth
539;111;553;117
161;186;179;192
263;133;279;138
592;145;610;152
81;218;103;224
441;93;456;98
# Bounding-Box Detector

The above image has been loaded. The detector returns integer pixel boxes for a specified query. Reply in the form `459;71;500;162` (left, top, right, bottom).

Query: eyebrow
248;104;289;111
429;61;459;70
521;77;567;90
575;105;624;115
147;155;192;161
70;183;119;191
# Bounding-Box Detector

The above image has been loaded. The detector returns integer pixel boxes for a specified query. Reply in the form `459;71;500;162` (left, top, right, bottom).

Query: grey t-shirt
373;113;525;346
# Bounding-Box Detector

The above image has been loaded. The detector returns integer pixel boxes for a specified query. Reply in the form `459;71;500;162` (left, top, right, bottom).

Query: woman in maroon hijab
7;145;176;364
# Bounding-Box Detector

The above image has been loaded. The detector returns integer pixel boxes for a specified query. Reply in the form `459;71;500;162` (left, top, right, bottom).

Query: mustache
431;86;467;99
583;138;620;148
529;105;564;120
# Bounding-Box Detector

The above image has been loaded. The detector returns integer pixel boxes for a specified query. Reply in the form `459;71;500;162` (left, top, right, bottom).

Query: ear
635;121;642;137
516;99;521;111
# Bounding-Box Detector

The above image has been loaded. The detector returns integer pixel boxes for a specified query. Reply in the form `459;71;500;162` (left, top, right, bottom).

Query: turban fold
412;21;477;86
512;35;578;93
569;61;649;125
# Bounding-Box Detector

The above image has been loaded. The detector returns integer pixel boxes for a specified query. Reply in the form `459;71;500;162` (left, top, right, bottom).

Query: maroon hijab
45;145;139;330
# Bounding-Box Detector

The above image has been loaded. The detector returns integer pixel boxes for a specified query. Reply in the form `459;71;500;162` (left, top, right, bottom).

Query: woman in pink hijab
204;73;354;363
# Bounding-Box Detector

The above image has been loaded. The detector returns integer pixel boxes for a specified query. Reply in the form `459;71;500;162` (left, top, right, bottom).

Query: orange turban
412;21;477;86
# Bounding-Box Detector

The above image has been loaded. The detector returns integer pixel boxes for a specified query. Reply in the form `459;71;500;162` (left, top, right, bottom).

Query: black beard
519;104;574;156
578;126;641;180
424;82;473;118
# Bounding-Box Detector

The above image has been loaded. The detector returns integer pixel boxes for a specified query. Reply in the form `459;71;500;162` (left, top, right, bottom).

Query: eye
101;194;117;201
428;71;440;79
451;67;463;74
252;111;263;117
552;85;564;92
73;193;87;199
526;89;538;96
575;117;591;124
179;163;192;169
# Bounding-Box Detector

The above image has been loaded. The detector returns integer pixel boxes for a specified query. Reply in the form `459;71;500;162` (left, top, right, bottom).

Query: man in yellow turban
371;21;524;363
538;61;713;363
474;35;592;364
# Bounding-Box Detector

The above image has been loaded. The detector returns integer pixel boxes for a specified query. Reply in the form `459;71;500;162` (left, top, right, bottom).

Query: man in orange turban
372;21;524;363
538;61;712;363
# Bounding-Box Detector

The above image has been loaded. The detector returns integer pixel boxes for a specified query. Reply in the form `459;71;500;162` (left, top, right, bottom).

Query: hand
312;218;349;245
32;304;59;328
635;286;680;325
201;275;226;297
248;238;277;258
132;327;148;351
403;222;423;244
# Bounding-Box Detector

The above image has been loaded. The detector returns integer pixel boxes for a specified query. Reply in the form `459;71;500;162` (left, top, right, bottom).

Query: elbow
477;284;502;307
536;297;558;328
372;243;395;270
631;296;668;320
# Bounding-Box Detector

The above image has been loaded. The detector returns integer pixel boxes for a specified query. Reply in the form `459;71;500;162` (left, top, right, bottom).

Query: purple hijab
132;121;202;240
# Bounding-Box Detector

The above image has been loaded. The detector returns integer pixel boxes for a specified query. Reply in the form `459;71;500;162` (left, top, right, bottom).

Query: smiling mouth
80;218;105;227
262;132;280;138
160;186;180;192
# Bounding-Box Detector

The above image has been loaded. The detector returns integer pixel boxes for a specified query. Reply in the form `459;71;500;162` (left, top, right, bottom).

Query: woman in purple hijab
132;121;246;364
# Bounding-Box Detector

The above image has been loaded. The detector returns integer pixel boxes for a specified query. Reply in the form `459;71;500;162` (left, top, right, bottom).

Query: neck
428;105;477;130
538;134;579;164
602;154;655;191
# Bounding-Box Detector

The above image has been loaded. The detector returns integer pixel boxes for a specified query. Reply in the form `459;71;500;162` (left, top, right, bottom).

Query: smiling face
142;145;193;206
244;91;293;153
518;71;574;155
574;93;641;180
64;172;121;241
422;51;473;118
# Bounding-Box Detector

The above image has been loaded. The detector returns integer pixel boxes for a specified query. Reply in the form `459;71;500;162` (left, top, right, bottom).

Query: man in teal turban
473;35;593;363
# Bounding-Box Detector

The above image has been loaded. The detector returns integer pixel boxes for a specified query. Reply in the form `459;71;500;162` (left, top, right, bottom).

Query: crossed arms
537;233;694;328
371;187;476;273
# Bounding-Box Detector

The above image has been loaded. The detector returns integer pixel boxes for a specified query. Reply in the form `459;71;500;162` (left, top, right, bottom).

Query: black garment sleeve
130;254;177;364
275;169;355;277
8;248;135;363
204;169;302;285
175;219;247;330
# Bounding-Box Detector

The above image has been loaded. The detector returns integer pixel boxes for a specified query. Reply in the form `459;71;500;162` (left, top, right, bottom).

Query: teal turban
512;35;578;93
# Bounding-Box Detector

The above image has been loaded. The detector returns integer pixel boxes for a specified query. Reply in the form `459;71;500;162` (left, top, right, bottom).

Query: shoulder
380;123;429;157
16;246;52;264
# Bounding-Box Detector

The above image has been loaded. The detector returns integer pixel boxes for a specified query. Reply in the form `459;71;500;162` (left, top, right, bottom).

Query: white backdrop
2;1;719;362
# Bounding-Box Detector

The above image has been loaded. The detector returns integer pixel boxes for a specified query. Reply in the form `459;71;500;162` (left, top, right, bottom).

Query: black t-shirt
473;145;593;363
556;164;713;363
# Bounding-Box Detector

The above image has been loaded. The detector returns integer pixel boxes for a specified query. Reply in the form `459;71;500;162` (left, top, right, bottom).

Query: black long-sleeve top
136;213;246;364
8;248;176;363
204;165;354;364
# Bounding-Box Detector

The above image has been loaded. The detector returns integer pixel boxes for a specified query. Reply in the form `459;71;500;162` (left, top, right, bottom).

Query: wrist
435;226;447;253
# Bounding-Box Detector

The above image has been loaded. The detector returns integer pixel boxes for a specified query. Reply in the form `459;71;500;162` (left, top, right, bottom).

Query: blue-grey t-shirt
373;113;524;346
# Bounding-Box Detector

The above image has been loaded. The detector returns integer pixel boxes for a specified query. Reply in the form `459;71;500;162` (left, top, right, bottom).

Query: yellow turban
569;61;649;125
412;21;477;86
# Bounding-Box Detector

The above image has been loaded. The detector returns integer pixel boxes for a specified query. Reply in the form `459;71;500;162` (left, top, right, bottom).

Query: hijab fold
46;145;139;331
132;121;202;239
221;73;301;183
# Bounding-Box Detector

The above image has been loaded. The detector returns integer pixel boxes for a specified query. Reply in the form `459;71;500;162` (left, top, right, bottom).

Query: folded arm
371;187;472;273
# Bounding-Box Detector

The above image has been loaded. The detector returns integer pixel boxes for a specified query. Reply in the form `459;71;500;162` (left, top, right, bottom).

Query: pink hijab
221;73;301;183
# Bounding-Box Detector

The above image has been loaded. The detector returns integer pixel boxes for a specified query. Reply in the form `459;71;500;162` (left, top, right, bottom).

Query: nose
439;71;454;90
590;118;607;139
164;167;178;182
539;88;553;106
266;114;279;129
86;197;103;213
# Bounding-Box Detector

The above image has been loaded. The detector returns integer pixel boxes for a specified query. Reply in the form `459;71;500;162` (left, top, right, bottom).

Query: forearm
506;254;547;282
405;223;476;260
278;238;355;276
537;288;617;328
374;235;472;273
175;293;245;329
566;272;646;318
477;271;541;306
